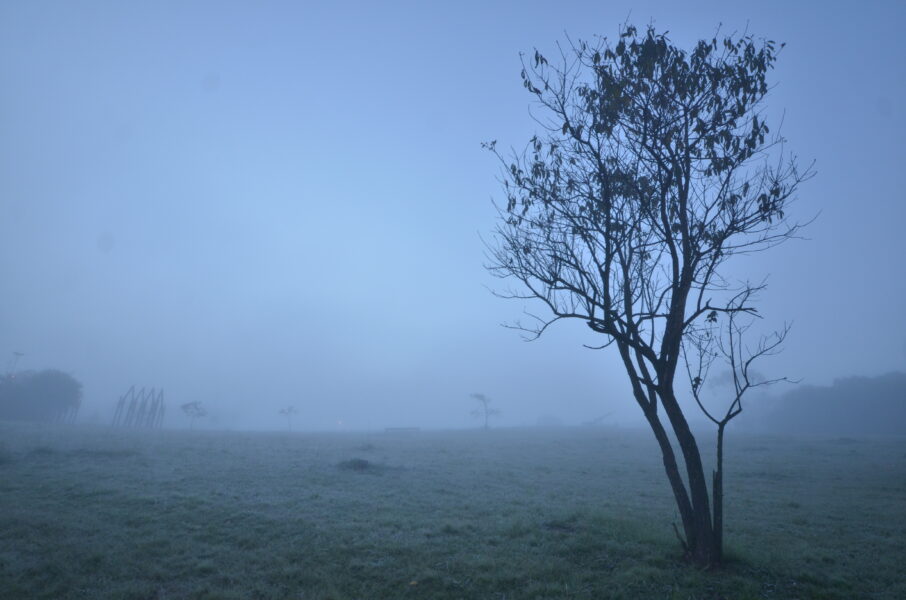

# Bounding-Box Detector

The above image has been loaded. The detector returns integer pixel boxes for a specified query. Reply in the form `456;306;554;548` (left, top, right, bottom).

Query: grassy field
0;422;904;599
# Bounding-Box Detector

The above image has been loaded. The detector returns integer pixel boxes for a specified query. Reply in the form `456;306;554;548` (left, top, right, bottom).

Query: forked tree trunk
619;346;721;566
648;404;720;566
659;390;717;566
642;407;696;548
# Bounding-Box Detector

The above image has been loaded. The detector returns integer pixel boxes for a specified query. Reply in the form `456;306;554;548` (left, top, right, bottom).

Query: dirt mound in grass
337;457;379;472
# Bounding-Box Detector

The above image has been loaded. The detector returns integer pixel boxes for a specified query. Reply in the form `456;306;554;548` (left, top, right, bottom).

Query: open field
1;423;904;599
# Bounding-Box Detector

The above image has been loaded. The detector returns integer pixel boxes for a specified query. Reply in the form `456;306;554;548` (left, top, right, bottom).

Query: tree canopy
0;369;82;423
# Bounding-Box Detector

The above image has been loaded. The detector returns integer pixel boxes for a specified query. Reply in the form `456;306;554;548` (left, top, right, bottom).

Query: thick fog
2;1;904;431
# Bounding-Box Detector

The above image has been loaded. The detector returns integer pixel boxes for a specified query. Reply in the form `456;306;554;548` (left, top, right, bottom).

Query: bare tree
485;25;811;566
470;393;500;430
181;401;207;430
279;405;298;431
682;286;791;559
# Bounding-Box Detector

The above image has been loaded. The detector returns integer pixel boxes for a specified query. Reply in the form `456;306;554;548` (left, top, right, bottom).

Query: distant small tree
470;393;500;430
180;401;207;430
279;405;298;431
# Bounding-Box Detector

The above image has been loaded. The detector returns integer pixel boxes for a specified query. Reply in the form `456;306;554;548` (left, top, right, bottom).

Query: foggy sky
2;1;904;430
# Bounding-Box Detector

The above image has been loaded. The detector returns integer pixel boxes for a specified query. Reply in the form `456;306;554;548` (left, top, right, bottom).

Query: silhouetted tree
279;405;298;431
180;401;207;430
0;369;82;423
682;287;791;559
486;25;811;566
470;393;499;430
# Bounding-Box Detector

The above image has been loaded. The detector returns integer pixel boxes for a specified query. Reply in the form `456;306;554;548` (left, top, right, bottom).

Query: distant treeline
0;369;82;423
761;372;906;435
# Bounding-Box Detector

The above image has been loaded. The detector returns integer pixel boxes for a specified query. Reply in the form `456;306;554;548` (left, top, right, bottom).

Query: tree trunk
712;423;726;563
616;343;718;566
643;409;697;552
658;389;717;567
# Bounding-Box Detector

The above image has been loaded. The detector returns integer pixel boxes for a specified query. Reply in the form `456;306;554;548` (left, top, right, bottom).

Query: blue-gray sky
1;1;904;429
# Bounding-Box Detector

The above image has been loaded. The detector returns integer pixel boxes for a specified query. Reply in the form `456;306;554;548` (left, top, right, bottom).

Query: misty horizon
2;1;904;432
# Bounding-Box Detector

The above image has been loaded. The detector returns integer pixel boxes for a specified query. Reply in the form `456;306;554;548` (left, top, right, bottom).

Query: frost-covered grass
1;422;904;599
